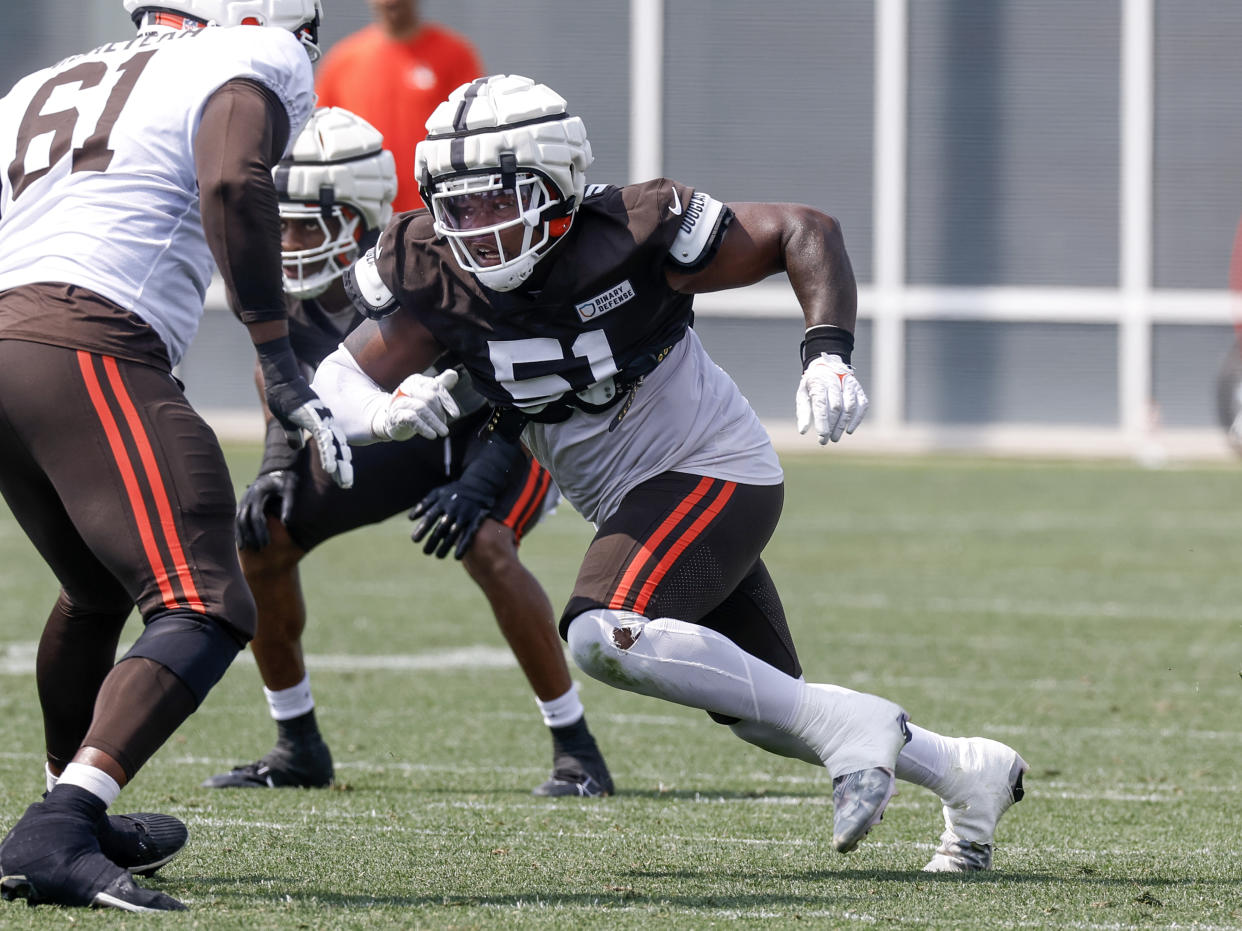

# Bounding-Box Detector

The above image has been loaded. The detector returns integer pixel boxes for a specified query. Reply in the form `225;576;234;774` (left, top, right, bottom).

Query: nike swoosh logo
668;187;682;216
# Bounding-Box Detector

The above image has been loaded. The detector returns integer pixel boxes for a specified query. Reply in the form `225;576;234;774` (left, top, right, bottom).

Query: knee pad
565;608;648;686
565;608;781;722
120;610;245;705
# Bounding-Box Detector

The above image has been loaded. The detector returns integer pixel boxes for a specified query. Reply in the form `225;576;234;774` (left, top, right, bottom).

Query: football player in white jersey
0;0;349;913
314;74;1030;873
203;106;614;799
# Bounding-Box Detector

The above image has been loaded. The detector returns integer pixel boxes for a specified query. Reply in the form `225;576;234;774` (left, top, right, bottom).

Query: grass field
1;446;1240;929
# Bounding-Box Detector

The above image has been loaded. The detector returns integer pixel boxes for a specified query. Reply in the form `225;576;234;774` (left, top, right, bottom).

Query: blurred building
3;0;1239;459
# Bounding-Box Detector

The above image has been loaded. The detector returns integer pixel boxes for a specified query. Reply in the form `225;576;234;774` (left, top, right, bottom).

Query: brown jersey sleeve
195;79;290;322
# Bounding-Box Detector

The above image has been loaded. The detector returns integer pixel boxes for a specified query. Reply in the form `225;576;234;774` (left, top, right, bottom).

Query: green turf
2;447;1240;928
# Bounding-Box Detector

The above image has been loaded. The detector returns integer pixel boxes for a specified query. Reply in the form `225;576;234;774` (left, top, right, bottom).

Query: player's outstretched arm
667;202;868;443
311;346;459;444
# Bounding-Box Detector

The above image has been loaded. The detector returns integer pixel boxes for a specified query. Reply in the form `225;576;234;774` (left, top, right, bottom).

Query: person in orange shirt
316;0;482;212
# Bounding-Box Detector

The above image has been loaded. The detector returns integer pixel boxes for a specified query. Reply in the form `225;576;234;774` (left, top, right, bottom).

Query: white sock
895;722;957;796
264;674;315;721
57;761;121;808
566;609;805;729
536;683;585;728
45;762;58;794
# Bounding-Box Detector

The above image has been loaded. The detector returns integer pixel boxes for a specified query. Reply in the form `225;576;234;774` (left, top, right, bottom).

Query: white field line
816;591;1241;624
803;510;1242;535
0;642;517;676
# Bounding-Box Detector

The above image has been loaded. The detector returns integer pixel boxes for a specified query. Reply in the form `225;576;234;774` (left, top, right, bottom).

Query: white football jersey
0;25;314;365
522;328;784;526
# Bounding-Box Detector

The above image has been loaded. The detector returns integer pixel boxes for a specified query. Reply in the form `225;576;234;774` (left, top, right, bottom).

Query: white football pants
564;608;910;778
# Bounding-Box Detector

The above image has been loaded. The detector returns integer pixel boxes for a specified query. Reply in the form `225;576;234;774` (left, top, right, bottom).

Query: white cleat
922;737;1028;873
793;684;910;853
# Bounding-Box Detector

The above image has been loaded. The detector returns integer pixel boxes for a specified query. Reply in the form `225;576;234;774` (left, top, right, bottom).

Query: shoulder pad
668;191;730;269
343;247;397;320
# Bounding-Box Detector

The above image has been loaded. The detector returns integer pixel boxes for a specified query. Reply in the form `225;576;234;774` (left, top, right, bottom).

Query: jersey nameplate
575;279;635;322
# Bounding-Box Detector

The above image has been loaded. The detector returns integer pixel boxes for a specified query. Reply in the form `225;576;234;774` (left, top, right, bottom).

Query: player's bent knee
120;609;247;705
239;530;304;579
565;608;648;684
460;518;518;579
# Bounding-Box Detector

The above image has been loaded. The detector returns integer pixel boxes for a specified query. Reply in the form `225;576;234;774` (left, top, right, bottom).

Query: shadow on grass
350;784;829;803
170;886;857;911
626;865;1242;890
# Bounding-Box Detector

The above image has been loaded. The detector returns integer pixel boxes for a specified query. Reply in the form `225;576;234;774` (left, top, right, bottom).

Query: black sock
275;709;322;748
549;716;593;755
42;783;108;823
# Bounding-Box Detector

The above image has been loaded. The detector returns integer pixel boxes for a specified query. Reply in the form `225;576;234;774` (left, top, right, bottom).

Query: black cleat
202;738;334;789
98;812;188;877
0;793;185;912
532;718;614;798
2;870;186;912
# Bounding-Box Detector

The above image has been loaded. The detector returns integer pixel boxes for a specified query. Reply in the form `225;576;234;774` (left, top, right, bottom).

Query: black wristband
255;336;301;386
800;325;854;368
458;433;526;502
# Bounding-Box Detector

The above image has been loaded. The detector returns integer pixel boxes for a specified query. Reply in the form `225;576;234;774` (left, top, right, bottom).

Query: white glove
285;400;354;488
372;369;461;441
795;353;869;444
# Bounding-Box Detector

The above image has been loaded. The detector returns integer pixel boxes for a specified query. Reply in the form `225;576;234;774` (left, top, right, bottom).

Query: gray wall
907;0;1121;287
1152;1;1242;289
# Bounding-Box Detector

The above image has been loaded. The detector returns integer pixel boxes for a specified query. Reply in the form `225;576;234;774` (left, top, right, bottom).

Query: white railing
631;0;1235;462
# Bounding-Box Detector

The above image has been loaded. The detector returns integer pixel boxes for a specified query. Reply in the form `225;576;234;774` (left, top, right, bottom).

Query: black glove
409;432;527;560
236;469;297;550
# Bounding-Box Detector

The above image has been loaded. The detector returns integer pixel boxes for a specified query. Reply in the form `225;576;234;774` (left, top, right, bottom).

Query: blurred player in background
315;74;1030;871
315;0;482;211
203;106;614;798
0;0;351;912
1216;211;1242;455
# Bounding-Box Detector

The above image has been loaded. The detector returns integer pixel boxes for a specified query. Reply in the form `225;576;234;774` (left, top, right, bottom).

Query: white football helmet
124;0;324;60
275;107;398;300
415;74;593;292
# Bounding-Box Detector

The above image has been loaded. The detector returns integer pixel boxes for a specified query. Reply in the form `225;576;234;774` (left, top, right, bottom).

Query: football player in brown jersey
202;107;613;798
0;0;346;913
313;75;1028;872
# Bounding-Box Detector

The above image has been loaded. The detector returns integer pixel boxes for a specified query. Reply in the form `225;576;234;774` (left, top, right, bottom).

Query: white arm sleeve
310;345;391;445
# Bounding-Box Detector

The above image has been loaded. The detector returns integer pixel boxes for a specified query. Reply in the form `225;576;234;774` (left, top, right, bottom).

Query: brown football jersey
366;178;732;422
